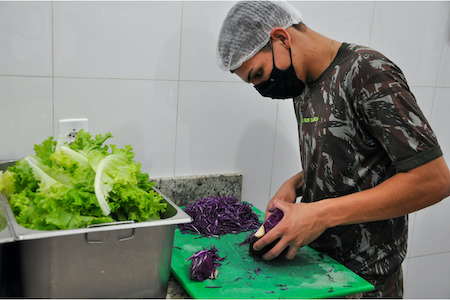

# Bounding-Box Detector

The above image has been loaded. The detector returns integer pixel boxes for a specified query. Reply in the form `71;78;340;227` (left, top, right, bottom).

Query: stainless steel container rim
0;159;18;170
1;187;192;241
0;198;14;244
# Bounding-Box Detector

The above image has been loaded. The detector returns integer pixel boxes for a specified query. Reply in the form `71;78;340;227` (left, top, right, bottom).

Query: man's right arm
265;171;303;219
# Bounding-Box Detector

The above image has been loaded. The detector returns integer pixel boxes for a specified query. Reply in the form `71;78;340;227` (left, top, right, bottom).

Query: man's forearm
317;156;450;228
288;171;303;197
284;171;302;189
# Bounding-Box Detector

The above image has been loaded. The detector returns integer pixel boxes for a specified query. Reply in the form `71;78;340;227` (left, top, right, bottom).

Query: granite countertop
150;173;242;208
166;274;191;299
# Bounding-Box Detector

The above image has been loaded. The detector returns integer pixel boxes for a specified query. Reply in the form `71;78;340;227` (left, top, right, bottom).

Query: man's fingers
262;237;287;261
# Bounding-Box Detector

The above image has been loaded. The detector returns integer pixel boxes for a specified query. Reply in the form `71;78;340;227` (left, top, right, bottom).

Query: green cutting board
170;206;374;299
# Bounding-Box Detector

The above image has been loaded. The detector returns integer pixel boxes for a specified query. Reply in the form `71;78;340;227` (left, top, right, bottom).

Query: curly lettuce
0;130;166;230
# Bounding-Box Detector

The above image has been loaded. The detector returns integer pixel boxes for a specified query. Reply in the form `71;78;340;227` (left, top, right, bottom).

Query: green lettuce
0;130;166;230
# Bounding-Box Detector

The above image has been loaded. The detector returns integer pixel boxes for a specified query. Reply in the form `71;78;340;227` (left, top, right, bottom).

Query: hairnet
217;1;303;71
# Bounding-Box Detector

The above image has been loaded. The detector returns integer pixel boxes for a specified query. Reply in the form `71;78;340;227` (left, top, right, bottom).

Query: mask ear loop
269;38;276;68
271;38;294;71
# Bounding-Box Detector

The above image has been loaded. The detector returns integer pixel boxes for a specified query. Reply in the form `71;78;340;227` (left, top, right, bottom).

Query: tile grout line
0;74;252;86
367;1;377;47
173;1;184;177
406;250;450;260
428;7;450;120
1;73;447;89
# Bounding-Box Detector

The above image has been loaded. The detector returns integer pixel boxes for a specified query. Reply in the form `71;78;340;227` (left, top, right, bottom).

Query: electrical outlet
59;118;88;143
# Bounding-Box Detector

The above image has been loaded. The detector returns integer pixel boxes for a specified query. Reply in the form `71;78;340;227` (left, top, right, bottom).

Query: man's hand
254;200;328;261
264;172;303;221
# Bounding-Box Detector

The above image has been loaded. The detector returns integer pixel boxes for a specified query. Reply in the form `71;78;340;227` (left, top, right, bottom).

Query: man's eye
252;69;264;83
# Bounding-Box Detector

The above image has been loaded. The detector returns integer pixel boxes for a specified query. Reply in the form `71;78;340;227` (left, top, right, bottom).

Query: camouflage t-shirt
293;43;442;277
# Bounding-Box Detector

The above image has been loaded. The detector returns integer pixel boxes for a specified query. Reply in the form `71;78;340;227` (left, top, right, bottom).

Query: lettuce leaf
0;130;166;230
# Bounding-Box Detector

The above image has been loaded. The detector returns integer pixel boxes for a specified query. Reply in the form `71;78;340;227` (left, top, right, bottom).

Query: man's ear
270;27;291;48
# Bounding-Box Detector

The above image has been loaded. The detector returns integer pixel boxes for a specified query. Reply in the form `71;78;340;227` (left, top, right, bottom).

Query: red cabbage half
187;246;225;282
178;195;261;238
249;208;284;257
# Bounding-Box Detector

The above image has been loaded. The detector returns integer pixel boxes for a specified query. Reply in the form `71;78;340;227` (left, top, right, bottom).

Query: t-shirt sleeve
355;55;442;172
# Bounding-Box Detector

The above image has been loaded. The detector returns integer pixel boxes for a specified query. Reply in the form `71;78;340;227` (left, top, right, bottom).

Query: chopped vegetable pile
178;195;261;238
187;246;225;282
0;130;167;230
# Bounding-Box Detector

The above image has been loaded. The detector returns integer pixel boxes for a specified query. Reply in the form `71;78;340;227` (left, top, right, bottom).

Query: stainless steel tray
2;187;191;241
0;160;191;240
0;160;192;298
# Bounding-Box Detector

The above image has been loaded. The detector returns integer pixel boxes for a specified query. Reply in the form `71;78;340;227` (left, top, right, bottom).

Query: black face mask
254;47;305;99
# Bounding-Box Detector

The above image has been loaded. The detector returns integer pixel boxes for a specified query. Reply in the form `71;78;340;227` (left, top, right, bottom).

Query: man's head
216;1;303;72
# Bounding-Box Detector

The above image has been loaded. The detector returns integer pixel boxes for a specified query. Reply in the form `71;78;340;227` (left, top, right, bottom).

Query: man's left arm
256;156;449;260
319;155;449;227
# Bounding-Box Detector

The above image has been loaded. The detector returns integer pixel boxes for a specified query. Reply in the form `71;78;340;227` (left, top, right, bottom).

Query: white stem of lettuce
61;146;89;165
94;155;119;216
24;156;58;190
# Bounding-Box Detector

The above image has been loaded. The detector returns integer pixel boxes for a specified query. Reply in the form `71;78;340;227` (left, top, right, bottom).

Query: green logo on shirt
301;117;319;123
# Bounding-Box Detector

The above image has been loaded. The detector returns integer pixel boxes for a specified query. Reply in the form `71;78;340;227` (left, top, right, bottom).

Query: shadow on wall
235;115;300;210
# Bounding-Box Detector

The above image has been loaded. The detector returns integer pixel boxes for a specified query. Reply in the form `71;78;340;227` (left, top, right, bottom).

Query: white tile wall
0;1;52;76
270;99;301;201
370;1;449;87
0;76;53;159
180;1;238;82
175;81;278;211
404;252;450;298
430;88;450;157
290;1;375;47
436;12;450;87
0;1;449;297
53;1;183;80
408;199;450;258
53;77;179;178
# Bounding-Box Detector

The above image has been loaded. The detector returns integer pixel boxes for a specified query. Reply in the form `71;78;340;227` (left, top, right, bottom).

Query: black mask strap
271;40;293;71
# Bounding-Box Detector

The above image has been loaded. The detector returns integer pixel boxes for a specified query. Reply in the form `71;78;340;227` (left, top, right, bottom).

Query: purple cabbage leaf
187;246;225;282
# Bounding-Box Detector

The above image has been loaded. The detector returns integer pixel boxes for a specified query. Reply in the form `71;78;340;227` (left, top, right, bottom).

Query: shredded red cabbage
178;195;261;238
187;246;225;282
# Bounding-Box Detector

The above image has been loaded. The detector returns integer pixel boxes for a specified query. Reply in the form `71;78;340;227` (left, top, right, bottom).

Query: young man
217;1;450;298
